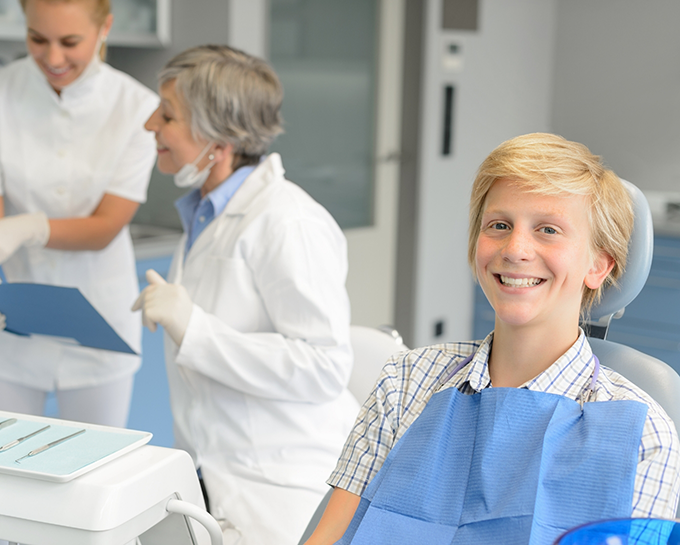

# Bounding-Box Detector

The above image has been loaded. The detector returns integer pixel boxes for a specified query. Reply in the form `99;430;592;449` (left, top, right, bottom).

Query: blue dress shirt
175;165;256;255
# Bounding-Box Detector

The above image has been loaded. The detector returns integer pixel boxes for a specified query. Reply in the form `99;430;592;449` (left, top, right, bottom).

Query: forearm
47;215;129;251
46;194;139;251
304;488;361;545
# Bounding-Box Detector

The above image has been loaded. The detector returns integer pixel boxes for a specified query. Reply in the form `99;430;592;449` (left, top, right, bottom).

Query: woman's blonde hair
21;0;111;60
158;45;284;167
468;133;634;312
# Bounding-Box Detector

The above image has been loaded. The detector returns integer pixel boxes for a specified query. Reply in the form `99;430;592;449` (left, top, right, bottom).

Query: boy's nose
502;229;534;262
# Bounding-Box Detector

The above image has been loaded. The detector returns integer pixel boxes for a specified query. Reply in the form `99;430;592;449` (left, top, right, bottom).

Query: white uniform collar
26;54;102;105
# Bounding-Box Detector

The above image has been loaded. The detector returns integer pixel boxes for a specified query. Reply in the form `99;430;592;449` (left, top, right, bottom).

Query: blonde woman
0;0;158;426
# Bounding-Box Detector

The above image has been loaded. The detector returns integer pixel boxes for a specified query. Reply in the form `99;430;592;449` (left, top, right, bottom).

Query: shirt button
57;149;67;158
60;110;69;118
56;186;66;195
199;216;206;223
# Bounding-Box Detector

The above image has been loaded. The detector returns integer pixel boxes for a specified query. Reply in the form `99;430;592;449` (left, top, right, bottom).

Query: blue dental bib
337;386;647;545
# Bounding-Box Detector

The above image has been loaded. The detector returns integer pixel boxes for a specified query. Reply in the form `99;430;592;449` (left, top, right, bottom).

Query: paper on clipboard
0;283;136;354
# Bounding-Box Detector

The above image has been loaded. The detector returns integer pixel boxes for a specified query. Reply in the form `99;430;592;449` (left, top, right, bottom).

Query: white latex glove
0;312;5;330
131;269;194;346
0;212;50;264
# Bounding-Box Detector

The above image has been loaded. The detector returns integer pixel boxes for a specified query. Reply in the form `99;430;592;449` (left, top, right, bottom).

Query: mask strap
191;142;216;168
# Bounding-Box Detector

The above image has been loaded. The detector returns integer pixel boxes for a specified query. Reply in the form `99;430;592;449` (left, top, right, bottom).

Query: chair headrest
588;179;654;322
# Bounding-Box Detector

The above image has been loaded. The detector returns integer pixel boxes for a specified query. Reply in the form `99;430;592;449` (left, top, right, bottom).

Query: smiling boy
305;133;680;545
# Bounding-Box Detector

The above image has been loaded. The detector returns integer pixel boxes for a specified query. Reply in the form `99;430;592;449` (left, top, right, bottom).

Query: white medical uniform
165;153;359;545
0;56;158;393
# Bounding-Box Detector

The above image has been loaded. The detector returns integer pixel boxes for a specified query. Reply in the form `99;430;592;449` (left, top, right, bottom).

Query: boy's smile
475;178;611;335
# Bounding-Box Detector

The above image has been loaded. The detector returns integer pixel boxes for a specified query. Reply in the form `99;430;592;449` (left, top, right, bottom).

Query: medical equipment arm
132;269;193;345
175;216;353;403
0;211;50;264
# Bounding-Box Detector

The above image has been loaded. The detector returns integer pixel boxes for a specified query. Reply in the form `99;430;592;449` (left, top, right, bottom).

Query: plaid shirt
328;330;680;518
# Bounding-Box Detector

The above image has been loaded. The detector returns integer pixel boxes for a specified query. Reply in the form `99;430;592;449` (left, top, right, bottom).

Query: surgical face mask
174;142;216;189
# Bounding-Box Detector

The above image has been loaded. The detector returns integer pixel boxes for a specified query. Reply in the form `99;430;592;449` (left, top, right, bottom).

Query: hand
0;212;50;264
0;312;5;330
131;269;194;346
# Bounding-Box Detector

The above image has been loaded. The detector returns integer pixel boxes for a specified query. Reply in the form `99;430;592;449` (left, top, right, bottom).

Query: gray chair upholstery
590;338;680;428
583;179;654;338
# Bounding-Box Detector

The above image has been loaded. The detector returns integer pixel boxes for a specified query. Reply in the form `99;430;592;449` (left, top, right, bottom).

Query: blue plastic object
0;283;135;354
555;518;680;544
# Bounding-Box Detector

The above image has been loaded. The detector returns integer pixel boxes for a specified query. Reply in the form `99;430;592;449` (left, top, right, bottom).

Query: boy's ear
584;251;615;290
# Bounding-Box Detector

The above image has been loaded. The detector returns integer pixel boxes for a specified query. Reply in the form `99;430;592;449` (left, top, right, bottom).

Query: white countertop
130;224;182;261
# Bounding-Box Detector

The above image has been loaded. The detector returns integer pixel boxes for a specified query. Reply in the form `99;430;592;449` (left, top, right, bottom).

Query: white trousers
0;375;134;427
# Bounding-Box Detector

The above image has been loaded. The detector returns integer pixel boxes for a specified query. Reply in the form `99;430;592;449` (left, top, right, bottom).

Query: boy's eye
490;222;510;230
29;36;46;44
540;226;557;235
61;40;79;48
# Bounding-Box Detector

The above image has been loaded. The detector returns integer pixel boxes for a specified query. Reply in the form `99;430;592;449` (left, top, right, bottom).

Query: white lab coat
165;153;359;544
0;56;158;390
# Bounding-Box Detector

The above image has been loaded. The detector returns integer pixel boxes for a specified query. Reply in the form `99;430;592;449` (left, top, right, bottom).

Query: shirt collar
207;164;255;216
26;54;102;105
174;164;256;233
461;329;596;401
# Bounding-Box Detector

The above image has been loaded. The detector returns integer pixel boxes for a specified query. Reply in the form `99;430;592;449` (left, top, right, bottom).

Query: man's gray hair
158;45;284;158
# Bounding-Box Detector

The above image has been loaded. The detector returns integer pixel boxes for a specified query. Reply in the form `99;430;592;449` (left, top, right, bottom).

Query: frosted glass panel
269;0;377;229
0;0;170;47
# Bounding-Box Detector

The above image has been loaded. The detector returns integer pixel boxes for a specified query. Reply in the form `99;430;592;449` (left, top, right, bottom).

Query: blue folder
0;283;136;355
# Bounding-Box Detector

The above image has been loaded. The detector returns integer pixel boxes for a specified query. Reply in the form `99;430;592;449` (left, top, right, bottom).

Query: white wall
552;0;680;193
407;0;558;347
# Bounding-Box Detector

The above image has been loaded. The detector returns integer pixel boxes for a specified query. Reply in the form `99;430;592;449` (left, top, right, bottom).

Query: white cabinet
0;0;170;47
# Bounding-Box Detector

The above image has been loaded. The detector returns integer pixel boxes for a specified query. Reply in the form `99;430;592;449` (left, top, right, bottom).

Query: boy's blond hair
468;133;634;311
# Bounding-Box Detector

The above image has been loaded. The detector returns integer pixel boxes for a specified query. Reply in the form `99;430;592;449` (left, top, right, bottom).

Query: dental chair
584;180;680;432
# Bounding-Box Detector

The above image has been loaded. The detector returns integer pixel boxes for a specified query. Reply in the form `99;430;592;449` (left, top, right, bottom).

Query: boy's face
475;178;613;333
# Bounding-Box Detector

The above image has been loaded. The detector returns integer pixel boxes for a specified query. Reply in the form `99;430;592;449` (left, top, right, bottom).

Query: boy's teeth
500;275;541;287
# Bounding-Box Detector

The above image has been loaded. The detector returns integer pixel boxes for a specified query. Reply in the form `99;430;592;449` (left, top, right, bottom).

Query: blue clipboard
0;282;136;355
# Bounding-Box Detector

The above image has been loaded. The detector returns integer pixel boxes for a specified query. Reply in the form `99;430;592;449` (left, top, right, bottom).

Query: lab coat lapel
182;153;284;268
221;153;285;217
168;233;188;284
